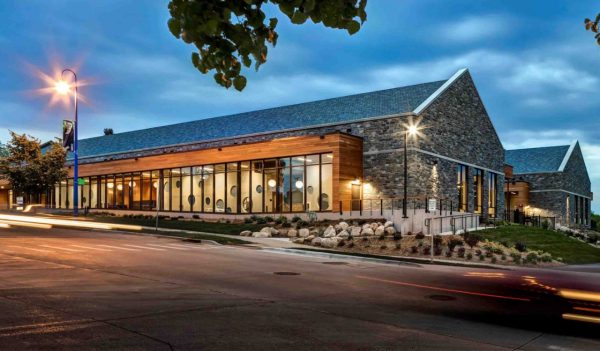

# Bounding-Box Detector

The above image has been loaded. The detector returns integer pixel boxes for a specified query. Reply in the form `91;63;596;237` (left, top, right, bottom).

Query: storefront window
306;164;320;211
181;167;192;212
279;158;291;212
488;173;497;218
192;167;203;212
291;165;304;212
264;160;277;213
457;164;467;212
203;166;214;212
214;164;225;213
473;168;483;213
251;161;263;213
320;162;332;211
226;163;238;213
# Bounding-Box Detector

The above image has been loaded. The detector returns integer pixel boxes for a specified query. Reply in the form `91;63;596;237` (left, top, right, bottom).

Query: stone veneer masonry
515;143;592;227
71;71;505;220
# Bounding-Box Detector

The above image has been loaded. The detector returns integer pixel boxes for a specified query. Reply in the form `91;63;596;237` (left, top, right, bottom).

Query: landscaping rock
337;230;350;239
240;230;252;237
351;226;362;237
375;226;385;236
311;237;322;246
321;237;339;248
252;232;271;238
278;228;288;236
270;227;279;236
260;227;272;234
362;227;374;236
299;228;310;237
306;235;315;241
323;225;336;237
292;237;305;244
310;229;320;236
287;229;298;237
370;223;379;231
339;221;349;231
385;226;396;235
384;221;394;228
362;224;371;231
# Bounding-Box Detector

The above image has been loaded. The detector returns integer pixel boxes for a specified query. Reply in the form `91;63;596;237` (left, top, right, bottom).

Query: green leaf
347;20;360;35
291;11;308;24
191;52;200;67
269;17;278;29
167;18;181;37
233;76;247;91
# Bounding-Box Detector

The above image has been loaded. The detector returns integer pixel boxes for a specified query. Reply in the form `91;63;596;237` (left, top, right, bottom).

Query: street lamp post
403;125;418;219
57;69;79;216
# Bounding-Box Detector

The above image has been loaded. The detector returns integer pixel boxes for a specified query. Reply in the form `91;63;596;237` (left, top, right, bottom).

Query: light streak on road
0;214;142;231
559;289;600;303
356;275;531;302
0;220;52;229
562;313;600;324
0;223;10;229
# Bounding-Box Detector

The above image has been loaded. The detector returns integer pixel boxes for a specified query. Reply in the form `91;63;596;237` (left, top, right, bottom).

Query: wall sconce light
352;177;361;185
268;179;276;187
295;179;304;189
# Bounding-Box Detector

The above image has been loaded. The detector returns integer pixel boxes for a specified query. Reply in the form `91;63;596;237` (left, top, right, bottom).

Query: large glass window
457;164;467;212
203;166;214;212
141;172;151;210
181;167;192;212
162;170;170;211
320;153;333;211
488;173;497;218
214;164;226;213
473;168;483;213
251;161;263;212
279;158;291;212
240;162;250;213
60;180;67;208
90;177;98;209
291;157;305;212
226;163;238;213
171;168;182;212
264;159;277;213
192;167;203;212
107;176;115;208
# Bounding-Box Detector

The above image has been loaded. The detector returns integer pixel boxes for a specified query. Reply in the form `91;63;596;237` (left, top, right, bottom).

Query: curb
265;247;511;270
93;228;223;246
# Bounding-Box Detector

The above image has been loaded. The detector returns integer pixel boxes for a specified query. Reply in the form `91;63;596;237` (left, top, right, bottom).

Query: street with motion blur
0;216;598;350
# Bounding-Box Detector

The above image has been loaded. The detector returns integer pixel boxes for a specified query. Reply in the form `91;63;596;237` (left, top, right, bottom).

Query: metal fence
503;210;556;230
424;213;481;235
339;197;458;216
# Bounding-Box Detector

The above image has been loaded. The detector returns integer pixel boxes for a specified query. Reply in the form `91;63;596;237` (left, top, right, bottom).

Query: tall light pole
56;69;79;216
403;125;418;218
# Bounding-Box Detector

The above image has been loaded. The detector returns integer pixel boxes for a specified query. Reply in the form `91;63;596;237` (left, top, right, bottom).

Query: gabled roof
71;73;460;159
505;144;572;174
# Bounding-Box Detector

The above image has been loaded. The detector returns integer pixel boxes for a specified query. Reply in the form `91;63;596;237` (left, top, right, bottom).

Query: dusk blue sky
1;1;599;211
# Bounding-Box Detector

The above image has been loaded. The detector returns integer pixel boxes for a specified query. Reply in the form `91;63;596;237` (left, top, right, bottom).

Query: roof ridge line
558;140;578;172
413;68;468;115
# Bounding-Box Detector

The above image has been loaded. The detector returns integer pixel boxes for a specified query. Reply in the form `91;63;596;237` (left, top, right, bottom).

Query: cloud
440;15;513;43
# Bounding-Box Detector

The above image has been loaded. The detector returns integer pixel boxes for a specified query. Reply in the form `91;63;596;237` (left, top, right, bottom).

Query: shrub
485;250;493;258
433;246;442;256
358;219;367;225
405;231;413;236
445;250;452;258
243;217;253;223
393;233;402;241
380;244;387;250
525;252;539;264
501;254;507;261
255;217;267;224
395;243;402;250
540;252;552;262
250;215;259;222
466;252;473;260
296;220;309;227
265;216;274;223
415;232;425;240
170;216;179;221
275;215;287;224
448;238;463;252
457;247;466;258
433;235;443;247
464;232;482;248
491;257;497;264
541;219;550;230
422;246;431;255
475;249;482;256
510;252;522;264
410;245;418;254
282;222;292;228
479;255;485;261
500;240;510;248
514;241;527;252
192;214;200;219
291;215;301;223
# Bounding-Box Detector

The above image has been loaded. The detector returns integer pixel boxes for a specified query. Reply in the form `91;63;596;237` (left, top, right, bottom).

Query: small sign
428;198;437;212
16;196;24;206
62;120;75;152
77;178;85;186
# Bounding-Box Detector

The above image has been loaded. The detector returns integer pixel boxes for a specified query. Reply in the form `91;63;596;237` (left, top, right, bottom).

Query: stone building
505;141;593;228
5;68;508;227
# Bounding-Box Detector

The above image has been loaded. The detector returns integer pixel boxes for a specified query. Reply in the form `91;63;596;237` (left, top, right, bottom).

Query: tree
167;0;367;91
0;141;8;158
0;131;66;203
103;128;114;136
584;14;600;45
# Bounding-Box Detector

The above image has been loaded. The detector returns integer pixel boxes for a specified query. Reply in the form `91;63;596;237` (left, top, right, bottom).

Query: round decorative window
188;195;195;206
216;199;225;210
319;193;330;210
256;185;263;194
230;186;237;197
175;180;181;188
242;197;250;212
306;186;314;194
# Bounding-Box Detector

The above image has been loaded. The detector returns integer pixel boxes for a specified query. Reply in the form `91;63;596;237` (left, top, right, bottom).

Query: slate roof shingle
505;145;570;174
73;80;446;159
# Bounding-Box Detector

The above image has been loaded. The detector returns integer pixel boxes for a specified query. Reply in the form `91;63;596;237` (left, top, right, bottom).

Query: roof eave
412;68;468;115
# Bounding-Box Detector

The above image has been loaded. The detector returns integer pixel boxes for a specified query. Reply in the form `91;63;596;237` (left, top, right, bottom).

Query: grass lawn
478;225;600;265
89;215;263;236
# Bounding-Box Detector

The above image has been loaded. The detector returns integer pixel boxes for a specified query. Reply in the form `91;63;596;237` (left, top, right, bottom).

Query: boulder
385;226;396;235
252;232;271;238
362;224;371;231
334;224;342;232
299;228;310;237
370;223;379;231
323;225;336;237
287;229;298;237
260;227;272;234
306;235;315;241
362;227;375;236
310;229;320;236
351;226;362;237
240;230;252;237
270;227;279;236
321;237;340;248
339;221;349;231
375;226;385;236
291;237;305;244
384;221;394;228
278;228;288;236
311;237;322;246
337;230;350;239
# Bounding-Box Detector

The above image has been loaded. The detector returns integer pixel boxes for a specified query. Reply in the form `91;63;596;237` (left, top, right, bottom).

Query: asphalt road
0;226;598;350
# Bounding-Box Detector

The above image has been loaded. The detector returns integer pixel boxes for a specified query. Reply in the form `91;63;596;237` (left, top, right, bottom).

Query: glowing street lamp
403;121;421;218
55;69;79;216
